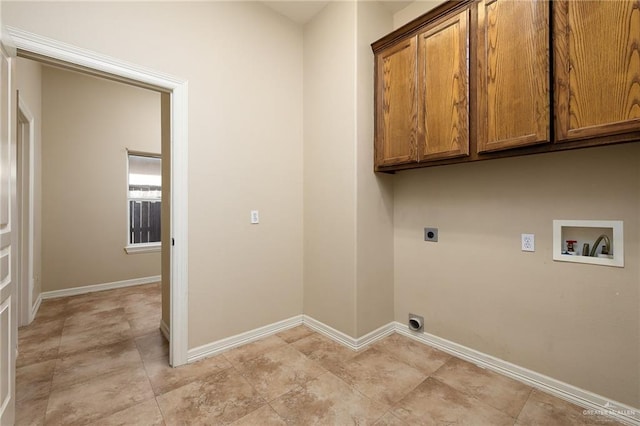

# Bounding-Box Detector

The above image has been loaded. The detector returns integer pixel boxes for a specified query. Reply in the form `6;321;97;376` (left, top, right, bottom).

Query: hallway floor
16;284;619;425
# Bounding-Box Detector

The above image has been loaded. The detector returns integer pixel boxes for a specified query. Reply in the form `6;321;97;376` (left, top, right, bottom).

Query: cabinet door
476;0;550;153
375;37;417;167
417;9;469;161
554;0;640;142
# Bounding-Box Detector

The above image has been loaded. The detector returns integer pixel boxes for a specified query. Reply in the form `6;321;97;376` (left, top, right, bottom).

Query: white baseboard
30;293;42;323
160;319;170;341
312;319;639;425
186;314;394;364
40;275;161;300
302;316;395;351
187;315;304;363
393;322;639;426
183;315;638;426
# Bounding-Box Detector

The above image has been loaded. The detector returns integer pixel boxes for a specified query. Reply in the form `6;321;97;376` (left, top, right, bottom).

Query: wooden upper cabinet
371;0;639;172
554;0;640;142
375;37;417;167
417;9;470;161
476;0;550;153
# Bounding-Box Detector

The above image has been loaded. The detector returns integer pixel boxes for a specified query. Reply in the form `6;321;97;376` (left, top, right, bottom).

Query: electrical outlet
424;227;438;242
521;234;535;252
250;210;259;224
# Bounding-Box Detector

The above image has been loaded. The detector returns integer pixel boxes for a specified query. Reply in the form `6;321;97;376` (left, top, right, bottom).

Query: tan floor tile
238;345;327;401
392;377;514;425
290;332;358;373
88;285;156;299
19;318;65;340
156;368;265;424
230;404;287;425
122;293;161;316
15;395;48;426
63;307;128;330
332;347;426;406
100;283;160;301
69;290;104;300
65;296;121;316
374;412;408;425
16;359;56;402
224;335;287;367
29;299;68;325
371;333;451;375
276;325;316;343
51;339;143;390
58;319;132;356
516;389;623;425
432;357;532;418
15;283;613;426
128;313;162;337
64;292;97;304
16;331;62;368
36;297;68;310
92;398;165;426
135;329;169;362
144;353;232;396
270;372;388;424
45;365;154;425
128;305;162;323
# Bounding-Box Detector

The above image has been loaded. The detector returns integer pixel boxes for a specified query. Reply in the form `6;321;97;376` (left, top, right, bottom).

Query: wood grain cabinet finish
476;0;550;153
554;0;640;142
417;9;470;161
372;0;640;172
375;37;417;167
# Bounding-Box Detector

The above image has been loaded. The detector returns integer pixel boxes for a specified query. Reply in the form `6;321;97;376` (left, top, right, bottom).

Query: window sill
125;242;161;254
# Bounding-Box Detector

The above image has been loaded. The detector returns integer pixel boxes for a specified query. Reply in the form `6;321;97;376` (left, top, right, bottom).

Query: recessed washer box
552;220;623;267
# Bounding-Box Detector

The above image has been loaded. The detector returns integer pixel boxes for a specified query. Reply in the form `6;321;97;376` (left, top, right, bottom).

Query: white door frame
16;95;35;326
6;27;189;366
0;38;17;426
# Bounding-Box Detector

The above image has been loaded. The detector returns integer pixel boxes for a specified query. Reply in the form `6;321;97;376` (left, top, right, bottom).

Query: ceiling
263;1;414;25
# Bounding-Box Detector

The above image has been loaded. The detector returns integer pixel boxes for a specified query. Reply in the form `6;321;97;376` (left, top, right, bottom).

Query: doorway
16;95;36;327
8;27;188;367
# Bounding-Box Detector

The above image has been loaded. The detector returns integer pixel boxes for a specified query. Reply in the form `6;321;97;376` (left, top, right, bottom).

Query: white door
0;40;16;425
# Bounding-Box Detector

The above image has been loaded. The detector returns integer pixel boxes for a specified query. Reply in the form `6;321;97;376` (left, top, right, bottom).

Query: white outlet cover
521;234;535;252
250;210;259;224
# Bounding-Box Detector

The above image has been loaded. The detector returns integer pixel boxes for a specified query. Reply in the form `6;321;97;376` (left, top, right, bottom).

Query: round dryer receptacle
408;315;424;332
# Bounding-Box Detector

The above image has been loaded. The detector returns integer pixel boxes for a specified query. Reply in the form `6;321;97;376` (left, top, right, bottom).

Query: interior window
128;153;161;245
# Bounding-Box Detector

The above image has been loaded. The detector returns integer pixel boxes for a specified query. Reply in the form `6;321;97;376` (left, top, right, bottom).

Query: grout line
513;387;535;423
153;396;168;425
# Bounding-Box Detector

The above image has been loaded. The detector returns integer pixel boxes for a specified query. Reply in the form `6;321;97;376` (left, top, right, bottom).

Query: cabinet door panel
418;10;469;161
477;0;550;153
555;0;640;141
375;37;417;167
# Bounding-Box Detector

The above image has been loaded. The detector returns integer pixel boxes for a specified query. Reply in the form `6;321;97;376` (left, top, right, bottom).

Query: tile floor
16;284;621;425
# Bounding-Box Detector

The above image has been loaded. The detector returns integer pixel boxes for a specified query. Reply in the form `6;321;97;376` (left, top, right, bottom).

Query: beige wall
41;66;161;292
303;2;395;338
5;1;305;347
391;0;639;408
394;145;640;407
303;1;358;336
393;0;443;28
355;2;395;336
15;57;42;307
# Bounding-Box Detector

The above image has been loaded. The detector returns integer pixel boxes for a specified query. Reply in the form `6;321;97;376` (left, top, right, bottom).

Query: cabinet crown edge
371;0;473;53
